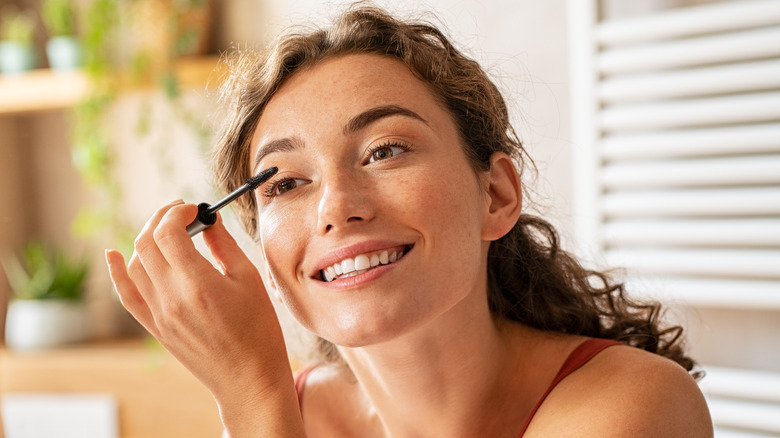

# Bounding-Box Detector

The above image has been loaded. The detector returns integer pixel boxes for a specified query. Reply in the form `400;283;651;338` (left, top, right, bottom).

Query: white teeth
321;248;408;282
341;268;368;279
355;254;371;270
323;269;334;282
341;258;355;275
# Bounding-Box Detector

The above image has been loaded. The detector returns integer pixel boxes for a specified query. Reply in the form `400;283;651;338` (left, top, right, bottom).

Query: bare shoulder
525;344;713;438
298;364;377;437
298;364;348;433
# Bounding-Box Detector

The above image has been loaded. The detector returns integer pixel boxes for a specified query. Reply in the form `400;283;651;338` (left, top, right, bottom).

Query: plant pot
0;41;35;75
5;299;90;350
46;36;82;71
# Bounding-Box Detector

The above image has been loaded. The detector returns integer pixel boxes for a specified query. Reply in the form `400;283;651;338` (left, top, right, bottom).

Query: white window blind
567;0;780;436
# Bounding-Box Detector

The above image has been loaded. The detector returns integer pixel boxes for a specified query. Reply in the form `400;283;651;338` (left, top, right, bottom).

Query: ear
481;152;522;241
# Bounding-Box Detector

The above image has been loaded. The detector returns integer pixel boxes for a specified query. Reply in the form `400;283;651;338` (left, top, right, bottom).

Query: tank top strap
517;338;622;437
294;364;319;411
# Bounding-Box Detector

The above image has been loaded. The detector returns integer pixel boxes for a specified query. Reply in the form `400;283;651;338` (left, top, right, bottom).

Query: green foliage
70;0;134;254
81;0;118;79
0;5;36;44
41;0;77;37
70;0;212;257
2;241;88;301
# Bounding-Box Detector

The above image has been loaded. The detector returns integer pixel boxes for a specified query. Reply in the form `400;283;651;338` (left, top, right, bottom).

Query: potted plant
0;5;36;75
2;241;90;350
42;0;81;71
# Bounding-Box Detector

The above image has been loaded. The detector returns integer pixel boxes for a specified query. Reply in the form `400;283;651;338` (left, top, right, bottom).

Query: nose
316;170;375;234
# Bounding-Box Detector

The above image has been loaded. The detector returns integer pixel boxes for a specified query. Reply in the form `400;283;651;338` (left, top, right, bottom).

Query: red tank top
294;337;621;437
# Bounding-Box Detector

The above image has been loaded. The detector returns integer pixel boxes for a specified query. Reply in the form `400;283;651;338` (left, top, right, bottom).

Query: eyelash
262;177;298;198
365;140;413;164
261;140;413;199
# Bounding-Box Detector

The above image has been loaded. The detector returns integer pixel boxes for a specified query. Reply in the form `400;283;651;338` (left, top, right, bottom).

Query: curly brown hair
212;4;698;375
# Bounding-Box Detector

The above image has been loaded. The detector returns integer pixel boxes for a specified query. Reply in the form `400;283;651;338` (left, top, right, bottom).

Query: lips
317;244;411;282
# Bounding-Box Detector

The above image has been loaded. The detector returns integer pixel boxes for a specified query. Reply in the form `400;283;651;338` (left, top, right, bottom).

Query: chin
322;323;402;349
320;308;436;350
325;333;400;350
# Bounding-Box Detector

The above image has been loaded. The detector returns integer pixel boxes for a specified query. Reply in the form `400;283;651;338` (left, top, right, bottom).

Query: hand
105;200;302;435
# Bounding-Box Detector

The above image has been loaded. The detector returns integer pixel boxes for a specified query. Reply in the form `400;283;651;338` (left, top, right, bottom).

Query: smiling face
250;54;493;348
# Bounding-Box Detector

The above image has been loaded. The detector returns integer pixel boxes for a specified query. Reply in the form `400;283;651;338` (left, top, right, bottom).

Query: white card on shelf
1;393;118;438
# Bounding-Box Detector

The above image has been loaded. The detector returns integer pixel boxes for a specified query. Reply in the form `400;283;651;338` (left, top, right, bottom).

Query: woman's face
250;54;491;347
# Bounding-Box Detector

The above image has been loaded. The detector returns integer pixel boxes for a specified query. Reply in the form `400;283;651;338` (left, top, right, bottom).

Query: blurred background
0;0;778;437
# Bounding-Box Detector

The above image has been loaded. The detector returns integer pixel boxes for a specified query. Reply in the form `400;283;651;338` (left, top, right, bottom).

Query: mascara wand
186;166;278;237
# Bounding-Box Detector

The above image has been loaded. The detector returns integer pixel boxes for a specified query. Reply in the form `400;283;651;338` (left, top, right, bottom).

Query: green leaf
3;241;88;301
41;0;76;36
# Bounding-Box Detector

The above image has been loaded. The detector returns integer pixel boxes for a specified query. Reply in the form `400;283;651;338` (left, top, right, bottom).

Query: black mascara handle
186;202;218;237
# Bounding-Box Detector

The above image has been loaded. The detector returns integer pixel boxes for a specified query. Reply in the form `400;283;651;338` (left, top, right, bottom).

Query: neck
338;287;531;437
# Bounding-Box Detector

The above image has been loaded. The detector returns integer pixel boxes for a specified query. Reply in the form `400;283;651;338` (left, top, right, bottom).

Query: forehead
274;53;436;108
252;54;449;143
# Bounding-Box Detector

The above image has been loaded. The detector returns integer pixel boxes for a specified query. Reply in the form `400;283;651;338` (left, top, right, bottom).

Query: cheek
258;209;316;328
257;205;308;292
418;166;486;283
414;166;484;236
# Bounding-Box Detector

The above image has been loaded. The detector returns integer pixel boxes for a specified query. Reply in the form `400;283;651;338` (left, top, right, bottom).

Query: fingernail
170;199;185;205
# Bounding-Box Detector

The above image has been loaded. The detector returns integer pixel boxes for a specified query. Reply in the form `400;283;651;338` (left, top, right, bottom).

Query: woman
106;5;713;437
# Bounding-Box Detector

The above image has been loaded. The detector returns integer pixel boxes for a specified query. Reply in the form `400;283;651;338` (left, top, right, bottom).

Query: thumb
201;214;255;276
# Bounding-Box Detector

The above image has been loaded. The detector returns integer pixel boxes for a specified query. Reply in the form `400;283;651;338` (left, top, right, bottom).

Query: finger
202;214;257;276
135;200;185;277
154;204;215;273
127;251;157;303
105;249;158;336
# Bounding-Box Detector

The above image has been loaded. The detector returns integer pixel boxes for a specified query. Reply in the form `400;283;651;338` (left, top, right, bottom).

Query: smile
321;245;411;282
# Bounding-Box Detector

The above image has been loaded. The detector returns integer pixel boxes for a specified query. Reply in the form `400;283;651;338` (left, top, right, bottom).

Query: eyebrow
342;104;428;135
253;104;428;173
252;136;303;174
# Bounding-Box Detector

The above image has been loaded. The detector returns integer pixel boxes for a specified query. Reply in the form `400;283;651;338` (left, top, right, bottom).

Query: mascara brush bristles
247;166;279;190
206;167;279;214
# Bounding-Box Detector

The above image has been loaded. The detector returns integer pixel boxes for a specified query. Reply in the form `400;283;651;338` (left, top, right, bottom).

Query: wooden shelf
0;56;224;115
0;338;223;438
0;69;90;114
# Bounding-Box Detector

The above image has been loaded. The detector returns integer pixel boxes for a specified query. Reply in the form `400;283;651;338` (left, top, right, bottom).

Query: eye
367;142;411;163
263;177;309;198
